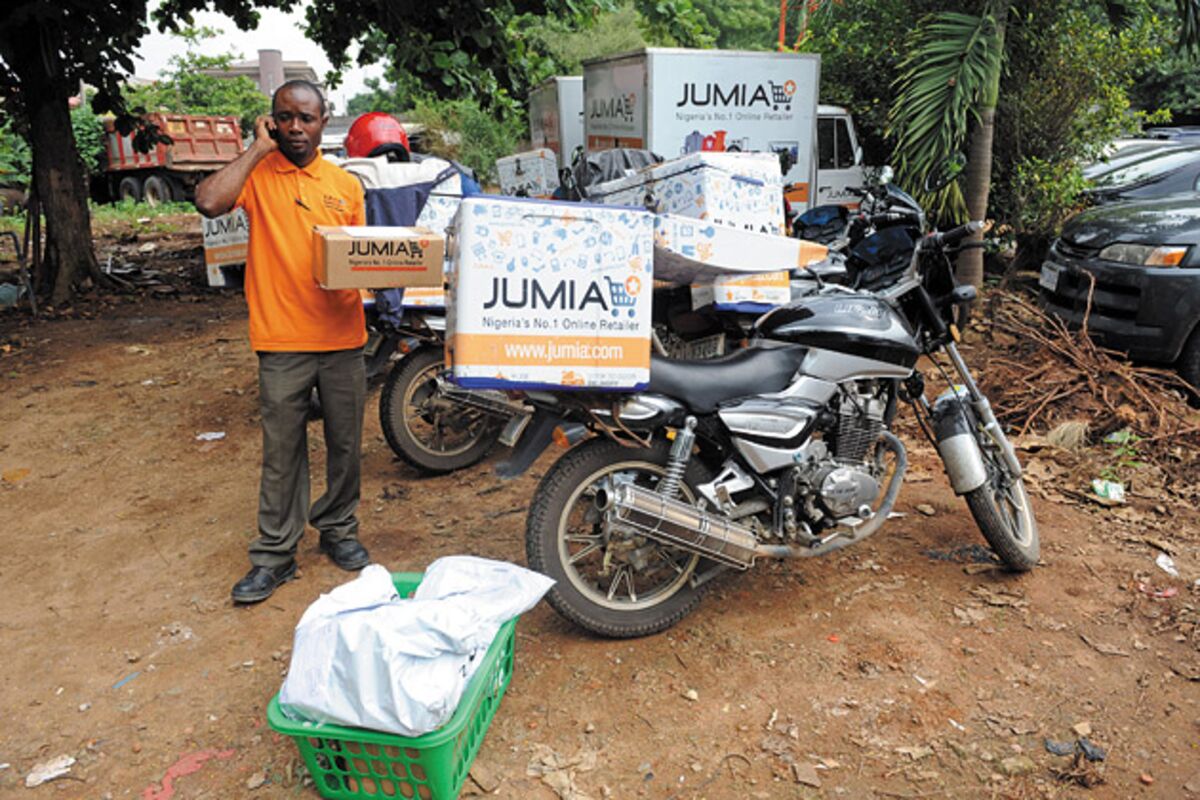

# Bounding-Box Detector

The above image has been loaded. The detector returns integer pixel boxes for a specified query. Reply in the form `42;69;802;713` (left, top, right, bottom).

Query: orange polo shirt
235;150;367;352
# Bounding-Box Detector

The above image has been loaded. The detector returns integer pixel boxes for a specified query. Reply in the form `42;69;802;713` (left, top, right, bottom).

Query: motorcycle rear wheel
526;438;709;638
379;348;500;475
965;432;1039;571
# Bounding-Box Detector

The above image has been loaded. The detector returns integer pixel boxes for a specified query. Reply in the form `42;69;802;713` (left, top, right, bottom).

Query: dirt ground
1;218;1198;800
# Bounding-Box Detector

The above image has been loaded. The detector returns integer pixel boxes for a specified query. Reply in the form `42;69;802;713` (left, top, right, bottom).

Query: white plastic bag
280;559;553;736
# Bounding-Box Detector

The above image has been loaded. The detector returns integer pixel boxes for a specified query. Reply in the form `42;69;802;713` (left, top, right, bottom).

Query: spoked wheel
965;427;1039;571
378;347;500;474
526;438;709;638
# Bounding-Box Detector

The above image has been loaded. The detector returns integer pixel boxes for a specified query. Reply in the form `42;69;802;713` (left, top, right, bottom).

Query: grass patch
0;199;198;240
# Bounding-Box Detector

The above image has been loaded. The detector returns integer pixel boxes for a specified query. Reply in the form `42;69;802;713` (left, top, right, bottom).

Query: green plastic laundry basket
267;572;517;799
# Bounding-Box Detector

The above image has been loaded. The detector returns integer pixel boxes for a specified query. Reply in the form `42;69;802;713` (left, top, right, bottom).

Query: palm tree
888;0;1200;288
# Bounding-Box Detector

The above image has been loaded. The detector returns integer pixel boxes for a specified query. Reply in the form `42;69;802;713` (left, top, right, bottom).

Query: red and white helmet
344;112;410;161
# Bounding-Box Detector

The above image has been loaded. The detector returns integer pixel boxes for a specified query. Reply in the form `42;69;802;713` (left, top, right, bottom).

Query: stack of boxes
589;152;794;311
307;150;826;392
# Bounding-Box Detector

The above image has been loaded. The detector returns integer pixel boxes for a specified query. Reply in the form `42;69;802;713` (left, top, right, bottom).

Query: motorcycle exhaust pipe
596;483;759;570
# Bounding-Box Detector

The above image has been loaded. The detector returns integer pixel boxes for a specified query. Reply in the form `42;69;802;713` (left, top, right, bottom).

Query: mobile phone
267;124;279;143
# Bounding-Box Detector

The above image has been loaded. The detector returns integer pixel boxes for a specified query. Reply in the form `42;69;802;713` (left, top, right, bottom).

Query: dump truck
100;113;243;206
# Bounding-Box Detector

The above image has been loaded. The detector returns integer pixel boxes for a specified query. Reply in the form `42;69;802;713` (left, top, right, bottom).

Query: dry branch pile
969;289;1200;457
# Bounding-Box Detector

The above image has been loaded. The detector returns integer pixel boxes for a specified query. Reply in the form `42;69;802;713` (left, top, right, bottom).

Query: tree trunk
956;10;1007;289
957;108;996;288
7;22;99;306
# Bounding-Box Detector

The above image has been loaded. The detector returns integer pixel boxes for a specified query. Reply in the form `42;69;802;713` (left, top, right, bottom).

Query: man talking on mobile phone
195;79;371;604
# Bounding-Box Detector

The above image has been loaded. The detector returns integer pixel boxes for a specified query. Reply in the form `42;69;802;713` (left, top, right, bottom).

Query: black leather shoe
320;538;370;571
231;562;297;604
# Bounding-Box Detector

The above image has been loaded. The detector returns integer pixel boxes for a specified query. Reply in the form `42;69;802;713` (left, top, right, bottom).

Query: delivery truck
580;48;868;210
529;76;584;170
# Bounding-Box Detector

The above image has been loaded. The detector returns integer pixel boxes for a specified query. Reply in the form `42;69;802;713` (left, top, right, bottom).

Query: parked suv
1039;195;1200;388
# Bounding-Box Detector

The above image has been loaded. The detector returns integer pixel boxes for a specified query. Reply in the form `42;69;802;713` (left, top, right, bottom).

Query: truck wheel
117;176;142;203
165;175;187;202
142;176;171;207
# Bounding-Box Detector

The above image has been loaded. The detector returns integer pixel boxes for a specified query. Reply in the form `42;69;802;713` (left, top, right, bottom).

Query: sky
130;2;384;115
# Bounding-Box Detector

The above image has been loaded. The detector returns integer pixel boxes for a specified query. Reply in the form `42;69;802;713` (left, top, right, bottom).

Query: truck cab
815;105;866;208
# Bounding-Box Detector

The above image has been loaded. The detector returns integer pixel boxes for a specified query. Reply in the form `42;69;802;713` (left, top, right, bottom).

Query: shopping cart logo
676;79;798;111
769;80;798;110
604;276;641;318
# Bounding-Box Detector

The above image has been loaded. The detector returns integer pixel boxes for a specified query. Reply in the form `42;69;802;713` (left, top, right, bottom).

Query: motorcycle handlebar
868;211;920;226
925;220;984;250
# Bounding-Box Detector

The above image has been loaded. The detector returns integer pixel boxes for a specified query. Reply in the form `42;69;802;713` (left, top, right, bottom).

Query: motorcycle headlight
1097;243;1189;267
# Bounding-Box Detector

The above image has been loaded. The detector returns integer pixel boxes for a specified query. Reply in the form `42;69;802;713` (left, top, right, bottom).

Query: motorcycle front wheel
965;424;1039;571
526;437;710;638
378;348;500;474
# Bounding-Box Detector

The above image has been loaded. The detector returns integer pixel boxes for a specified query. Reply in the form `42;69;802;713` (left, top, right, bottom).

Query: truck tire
168;176;188;202
117;176;142;203
142;175;171;207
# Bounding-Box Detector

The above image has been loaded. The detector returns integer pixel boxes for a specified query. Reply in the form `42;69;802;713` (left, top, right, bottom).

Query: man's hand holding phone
253;115;280;153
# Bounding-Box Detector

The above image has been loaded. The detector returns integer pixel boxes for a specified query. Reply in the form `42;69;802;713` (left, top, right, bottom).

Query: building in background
200;49;323;104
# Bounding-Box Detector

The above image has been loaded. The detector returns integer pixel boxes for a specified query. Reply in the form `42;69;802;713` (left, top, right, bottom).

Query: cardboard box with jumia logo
446;195;654;391
312;226;445;290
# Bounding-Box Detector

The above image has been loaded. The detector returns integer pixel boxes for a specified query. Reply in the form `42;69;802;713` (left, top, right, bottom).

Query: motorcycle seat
648;346;806;414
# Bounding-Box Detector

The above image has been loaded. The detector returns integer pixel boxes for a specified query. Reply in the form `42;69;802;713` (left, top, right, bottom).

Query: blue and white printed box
588;152;784;235
403;174;465;308
496;149;560;198
447;195;654;391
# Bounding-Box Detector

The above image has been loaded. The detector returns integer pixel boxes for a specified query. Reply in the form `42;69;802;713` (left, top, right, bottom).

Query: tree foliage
409;97;527;183
70;101;106;177
993;2;1169;245
517;5;649;77
0;119;31;188
123;27;270;136
807;0;1192;268
887;9;1005;221
343;1;712;177
689;0;777;50
799;0;957;164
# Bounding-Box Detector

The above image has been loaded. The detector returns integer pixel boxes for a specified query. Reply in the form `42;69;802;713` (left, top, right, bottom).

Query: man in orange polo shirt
196;79;371;604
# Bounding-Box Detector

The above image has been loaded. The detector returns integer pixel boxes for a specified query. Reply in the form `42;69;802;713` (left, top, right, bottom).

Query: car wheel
1177;324;1200;406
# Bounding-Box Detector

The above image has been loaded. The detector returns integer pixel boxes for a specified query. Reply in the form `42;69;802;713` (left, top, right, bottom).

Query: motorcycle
499;215;1038;638
373;162;917;474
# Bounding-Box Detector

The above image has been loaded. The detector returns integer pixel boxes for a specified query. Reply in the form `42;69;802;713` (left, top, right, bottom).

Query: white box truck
529;76;584;170
581;48;868;210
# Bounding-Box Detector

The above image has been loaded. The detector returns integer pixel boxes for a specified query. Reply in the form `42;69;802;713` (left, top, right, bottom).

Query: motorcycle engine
790;386;888;525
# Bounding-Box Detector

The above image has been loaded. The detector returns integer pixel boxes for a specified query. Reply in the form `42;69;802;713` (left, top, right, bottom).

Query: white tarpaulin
279;557;553;736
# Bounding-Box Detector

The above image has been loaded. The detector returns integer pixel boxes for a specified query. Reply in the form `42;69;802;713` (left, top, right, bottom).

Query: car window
818;118;835;170
835;118;855;168
1092;149;1200;187
1082;143;1183;179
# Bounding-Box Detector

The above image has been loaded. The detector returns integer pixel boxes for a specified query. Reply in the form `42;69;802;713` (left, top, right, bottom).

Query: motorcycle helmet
344;112;410;161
